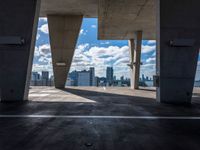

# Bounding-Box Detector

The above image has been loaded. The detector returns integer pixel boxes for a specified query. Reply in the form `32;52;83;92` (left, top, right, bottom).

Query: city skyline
33;18;200;80
32;18;156;79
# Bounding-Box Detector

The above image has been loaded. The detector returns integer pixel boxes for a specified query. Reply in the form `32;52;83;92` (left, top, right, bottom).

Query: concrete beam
98;0;155;40
129;31;143;89
48;15;83;89
156;0;200;104
0;0;40;101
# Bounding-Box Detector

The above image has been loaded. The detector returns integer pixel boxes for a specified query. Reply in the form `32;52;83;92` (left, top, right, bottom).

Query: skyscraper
32;72;40;81
77;70;90;86
106;67;113;86
89;67;95;86
42;71;49;86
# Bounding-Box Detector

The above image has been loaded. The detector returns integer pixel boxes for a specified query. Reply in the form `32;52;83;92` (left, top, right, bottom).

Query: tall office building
42;71;49;86
31;72;40;81
31;72;40;86
68;70;78;86
89;67;95;86
77;70;90;86
106;67;113;86
142;74;145;82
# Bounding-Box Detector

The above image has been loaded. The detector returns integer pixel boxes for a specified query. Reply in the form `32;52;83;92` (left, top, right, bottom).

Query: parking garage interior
1;0;200;150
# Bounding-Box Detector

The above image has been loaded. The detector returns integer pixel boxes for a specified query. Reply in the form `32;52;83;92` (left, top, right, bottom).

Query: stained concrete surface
0;86;200;150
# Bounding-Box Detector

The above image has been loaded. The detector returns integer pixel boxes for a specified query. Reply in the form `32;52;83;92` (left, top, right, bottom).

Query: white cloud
38;44;51;56
32;63;53;75
34;46;39;57
36;33;40;40
142;45;156;54
146;57;156;63
39;24;49;34
91;25;97;28
100;41;110;45
147;40;156;45
39;17;47;22
33;43;157;78
71;45;130;78
152;52;156;57
34;44;51;65
79;29;88;35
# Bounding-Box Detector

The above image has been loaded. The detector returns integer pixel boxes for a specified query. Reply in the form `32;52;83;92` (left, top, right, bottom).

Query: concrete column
0;0;41;101
48;15;83;89
129;39;135;89
156;0;200;104
129;31;143;89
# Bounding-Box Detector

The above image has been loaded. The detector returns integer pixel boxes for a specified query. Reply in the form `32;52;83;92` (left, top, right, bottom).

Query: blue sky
33;18;200;80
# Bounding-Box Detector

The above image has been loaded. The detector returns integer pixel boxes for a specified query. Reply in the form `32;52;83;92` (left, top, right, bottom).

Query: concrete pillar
129;39;135;89
0;0;41;101
156;0;200;104
48;15;83;89
129;31;143;89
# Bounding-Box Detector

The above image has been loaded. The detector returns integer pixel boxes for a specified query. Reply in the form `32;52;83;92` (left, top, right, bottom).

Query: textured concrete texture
40;0;98;18
129;31;142;89
48;15;83;88
39;0;156;40
156;0;200;104
0;87;200;150
98;0;156;39
0;0;40;101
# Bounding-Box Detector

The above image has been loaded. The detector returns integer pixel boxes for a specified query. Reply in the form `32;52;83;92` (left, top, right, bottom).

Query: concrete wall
0;0;40;101
157;0;200;104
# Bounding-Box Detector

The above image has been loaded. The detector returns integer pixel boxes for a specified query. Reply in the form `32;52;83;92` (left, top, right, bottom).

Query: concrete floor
0;86;200;150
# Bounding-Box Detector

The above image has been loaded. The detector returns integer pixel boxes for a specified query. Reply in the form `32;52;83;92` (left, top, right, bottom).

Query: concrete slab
0;87;200;149
39;0;156;40
40;0;98;17
98;0;156;39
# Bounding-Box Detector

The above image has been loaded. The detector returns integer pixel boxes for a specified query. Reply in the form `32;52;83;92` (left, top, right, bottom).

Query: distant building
42;71;49;86
32;72;40;81
113;76;116;81
94;77;99;86
89;67;95;86
99;77;107;86
42;71;49;80
142;74;145;82
31;72;40;86
68;70;78;86
120;76;124;81
106;67;113;86
78;70;90;86
66;78;74;86
30;71;53;86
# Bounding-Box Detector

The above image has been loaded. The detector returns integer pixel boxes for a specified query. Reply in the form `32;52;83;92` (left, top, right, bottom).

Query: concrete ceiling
40;0;156;40
98;0;156;40
40;0;98;17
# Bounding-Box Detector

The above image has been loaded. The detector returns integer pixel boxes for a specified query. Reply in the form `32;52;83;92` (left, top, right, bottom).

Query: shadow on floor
61;87;155;104
0;87;200;116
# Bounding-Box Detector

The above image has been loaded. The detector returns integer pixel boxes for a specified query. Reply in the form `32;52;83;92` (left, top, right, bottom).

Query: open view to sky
33;18;200;80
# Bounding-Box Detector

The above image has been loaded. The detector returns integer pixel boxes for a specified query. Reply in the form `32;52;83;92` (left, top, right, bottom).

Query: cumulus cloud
71;44;130;78
32;63;53;74
36;33;40;40
100;41;110;45
146;57;156;63
91;25;97;28
39;24;49;34
79;29;88;35
147;40;156;45
34;44;51;64
33;42;158;78
142;45;156;54
39;17;47;22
